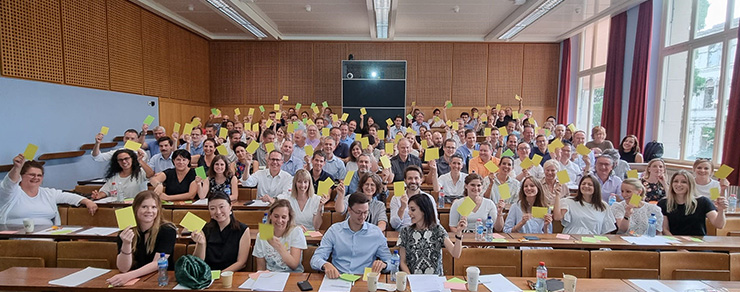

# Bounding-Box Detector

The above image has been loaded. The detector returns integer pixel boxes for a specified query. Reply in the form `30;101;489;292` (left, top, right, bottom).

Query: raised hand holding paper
246;141;260;154
143;115;155;126
360;108;367;115
100;126;109;135
710;187;721;200
393;181;405;197
457;197;476;217
258;223;274;240
219;128;228;139
576;144;591;156
183;123;193;135
484;161;499;173
115;206;136;229
532;207;548;218
498;183;511;200
195;166;207;180
556;170;571;184
715;164;734;179
629;193;642;207
317;178;333;196
180;212;207;232
424;148;440;161
173;123;181;133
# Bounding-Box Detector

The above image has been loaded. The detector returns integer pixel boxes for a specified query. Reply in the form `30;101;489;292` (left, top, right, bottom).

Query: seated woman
611;178;663;235
150;150;198;201
253;199;307;272
106;191;176;286
336;173;389;230
0;154;97;225
504;177;554;234
585;126;614;151
449;174;504;233
398;194;465;275
197;155;238;201
230;141;258;182
192;191;251;271
618;135;644;163
92;149;150;200
658;170;726;236
541;160;569;206
553;175;616;235
433;154;467;201
192;138;218;172
640;158;668;202
482;156;520;204
276;169;328;231
692;159;730;198
345;141;379;173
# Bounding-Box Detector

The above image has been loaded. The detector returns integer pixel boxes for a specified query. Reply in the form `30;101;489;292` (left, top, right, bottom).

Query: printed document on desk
479;274;522;292
252;272;289;291
318;275;352;292
48;267;110;287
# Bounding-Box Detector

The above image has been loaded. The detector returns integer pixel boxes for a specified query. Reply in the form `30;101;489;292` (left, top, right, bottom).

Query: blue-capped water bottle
647;213;657;237
485;216;494;242
476;219;484;241
608;194;616;206
389;250;400;282
262;212;268;224
157;253;168;286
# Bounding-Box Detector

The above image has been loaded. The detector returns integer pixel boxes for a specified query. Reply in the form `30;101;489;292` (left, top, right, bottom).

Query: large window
576;17;610;132
657;0;737;162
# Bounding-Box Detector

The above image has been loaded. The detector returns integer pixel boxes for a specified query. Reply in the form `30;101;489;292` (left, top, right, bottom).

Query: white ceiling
132;0;646;42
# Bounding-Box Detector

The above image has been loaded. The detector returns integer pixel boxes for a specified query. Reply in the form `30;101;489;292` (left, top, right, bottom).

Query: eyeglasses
268;158;282;162
117;157;132;162
348;207;369;217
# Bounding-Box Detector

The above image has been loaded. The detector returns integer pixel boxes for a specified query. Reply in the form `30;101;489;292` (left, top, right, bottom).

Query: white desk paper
318;275;352;292
238;278;255;290
628;280;678;292
48;267;110;287
252;272;289;291
621;236;680;245
76;227;119;236
479;274;522;292
407;275;448;292
192;199;208;206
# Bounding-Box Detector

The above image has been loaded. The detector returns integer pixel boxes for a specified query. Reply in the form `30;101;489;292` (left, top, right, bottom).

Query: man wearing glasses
311;193;391;278
243;150;293;203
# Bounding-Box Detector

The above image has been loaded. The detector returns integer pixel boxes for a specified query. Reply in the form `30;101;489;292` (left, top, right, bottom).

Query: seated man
390;165;439;230
306;152;335;191
147;136;174;174
255;129;276;167
140;125;167;156
279;140;303;176
242;150;293;202
92;129;149;162
390;139;422;182
310;193;391;278
320;136;347;180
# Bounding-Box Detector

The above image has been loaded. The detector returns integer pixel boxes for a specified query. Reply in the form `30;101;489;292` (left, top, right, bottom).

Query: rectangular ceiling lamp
498;0;564;40
374;0;390;38
206;0;267;38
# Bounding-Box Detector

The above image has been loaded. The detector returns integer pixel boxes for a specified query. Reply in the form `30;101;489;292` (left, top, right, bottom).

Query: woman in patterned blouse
640;158;668;202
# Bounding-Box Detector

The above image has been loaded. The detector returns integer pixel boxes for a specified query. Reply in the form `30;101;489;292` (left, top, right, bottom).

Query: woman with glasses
92;149;149;200
339;173;389;230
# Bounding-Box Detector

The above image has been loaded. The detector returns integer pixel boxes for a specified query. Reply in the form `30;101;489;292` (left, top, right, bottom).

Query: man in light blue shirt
310;193;391;278
280;140;303;176
455;129;479;163
571;130;596;170
147;137;174;173
321;136;347;180
179;127;205;156
345;154;373;196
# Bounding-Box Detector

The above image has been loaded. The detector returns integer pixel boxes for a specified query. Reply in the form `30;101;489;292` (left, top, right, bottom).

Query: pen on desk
650;287;661;292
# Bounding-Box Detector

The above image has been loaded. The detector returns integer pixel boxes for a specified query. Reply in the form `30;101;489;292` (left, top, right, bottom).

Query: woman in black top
107;191;177;286
618;135;644;163
151;149;198;201
192;191;251;271
193;138;218;173
658;170;727;236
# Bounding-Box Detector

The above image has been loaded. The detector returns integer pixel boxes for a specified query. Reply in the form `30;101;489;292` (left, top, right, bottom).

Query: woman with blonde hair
253;199;307;272
541;160;568;206
276;169;328;231
585;126;614;151
658;170;727;236
611;178;663;235
641;158;668;202
692;159;730;198
504;177;553;234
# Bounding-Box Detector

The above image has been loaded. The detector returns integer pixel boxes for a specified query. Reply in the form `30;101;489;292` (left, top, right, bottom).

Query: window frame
576;17;610;132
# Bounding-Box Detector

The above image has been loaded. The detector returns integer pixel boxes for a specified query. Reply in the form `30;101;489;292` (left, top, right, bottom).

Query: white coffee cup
563;274;577;292
466;266;480;292
395;271;407;291
22;218;34;233
220;271;233;288
367;272;379;292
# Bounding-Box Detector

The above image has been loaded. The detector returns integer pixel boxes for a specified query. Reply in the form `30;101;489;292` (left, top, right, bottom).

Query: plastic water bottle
608;194;616;206
485;216;494;242
535;261;547;292
111;182;122;202
157;253;168;286
729;194;737;213
475;219;484;241
647;213;657;237
262;212;268;224
389;250;400;282
438;188;445;208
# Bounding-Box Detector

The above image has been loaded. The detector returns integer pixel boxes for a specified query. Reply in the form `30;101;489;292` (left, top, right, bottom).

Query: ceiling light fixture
498;0;564;40
205;0;267;38
305;4;311;12
373;0;390;39
453;5;460;13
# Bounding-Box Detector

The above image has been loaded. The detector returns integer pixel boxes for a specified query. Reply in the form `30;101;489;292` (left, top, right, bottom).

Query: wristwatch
623;216;629;220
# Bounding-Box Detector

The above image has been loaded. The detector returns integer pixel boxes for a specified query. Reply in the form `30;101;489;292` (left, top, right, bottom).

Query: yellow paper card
499;127;508;137
386;118;393;126
360;137;369;149
363;267;372;281
304;145;314;157
532;207;548;218
344;171;355;185
180;212;207;232
557;170;571;184
481;115;487;122
394;134;403;144
115;206;137;230
393;181;405;197
287;123;295;133
332;114;338;122
425;148;440;161
360;108;367;115
276;112;282;120
520;157;533;169
484;161;499;173
266;120;273;128
341;113;349;121
252;123;260;132
473;112;479;119
380;156;391;168
528;118;535;125
23;144;39;160
550;139;564;149
715;164;735;179
124;141;142;151
321;128;330;137
451;122;459;130
472;150;480;158
248;108;255;116
547;143;558;153
283;95;289;101
306;119;315;126
627;169;639;179
317;178;333;196
513;111;519;118
629;193;642;207
258;223;274;240
377;130;385;140
576;144;591;156
446;120;453;127
219;128;228;139
246;141;260;154
531;154;543;166
265;142;275;153
173;123;181;133
216;144;229;155
515;94;521;101
274;104;280;111
355;134;362;141
234;108;241;115
385;143;394;154
457;197;476;217
498;183;511;200
484;128;492;137
496;104;501;111
710;188;721;200
421;140;428;149
192;117;201;125
313;106;320;114
568;123;577;132
100;126;109;135
183;123;193;135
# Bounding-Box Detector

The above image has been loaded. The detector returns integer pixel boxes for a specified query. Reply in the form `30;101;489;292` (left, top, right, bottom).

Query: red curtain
601;12;627;144
721;27;740;185
626;0;653;147
557;39;571;123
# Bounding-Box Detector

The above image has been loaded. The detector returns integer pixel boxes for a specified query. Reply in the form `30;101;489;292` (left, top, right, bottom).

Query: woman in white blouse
276;169;328;231
449;173;504;233
553;175;616;235
92;149;149;200
504;177;554;234
611;178;663;235
692;159;729;198
482;156;520;204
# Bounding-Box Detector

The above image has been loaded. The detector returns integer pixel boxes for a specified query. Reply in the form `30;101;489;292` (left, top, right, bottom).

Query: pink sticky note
492;233;505;239
123;278;140;286
0;230;19;234
444;282;467;290
249;271;268;280
309;231;322;237
556;234;571;240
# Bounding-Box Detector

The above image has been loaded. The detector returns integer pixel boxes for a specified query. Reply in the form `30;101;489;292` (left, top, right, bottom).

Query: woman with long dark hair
92;149;148;200
150;149;198;201
504;177;553;234
553;175;616;235
192;191;251;271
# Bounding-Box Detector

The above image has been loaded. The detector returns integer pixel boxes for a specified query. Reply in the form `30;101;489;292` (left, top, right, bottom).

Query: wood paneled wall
210;41;560;117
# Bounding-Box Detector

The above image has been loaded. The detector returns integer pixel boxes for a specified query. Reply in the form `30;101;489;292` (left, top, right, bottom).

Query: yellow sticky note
123;141;142;151
282;95;289;101
532;206;548;218
287;123;295;133
317;178;333;196
380;156;391;168
252;123;260;132
484;161;499;173
360;137;369;149
344;171;355;185
216;144;229;155
498;183;511;200
332;114;338;122
304;145;314;157
520;157;533;169
425;148;440;161
576;144;591;156
246;141;260;154
499;127;508;137
386;118;393;126
115;206;137;230
363;267;372;281
183;123;193;135
451;122;459;130
472;150;479;158
512;111;519;119
531;154;543;166
710;188;721;200
393;181;405;197
321;128;330;137
219;128;228;139
377;130;385;140
557;170;571;184
629;193;642;207
23;144;39;160
180;212;207;232
568;123;577;132
484;128;492;137
341;113;349;121
248;108;255;116
627;169;639;179
715;164;735;179
385;143;394;154
274;104;280;111
547;143;559;153
265;142;275;153
100;126;109;135
515;94;521;101
421;140;428;149
496;104;501;111
259;223;274;240
234;108;241;115
173;123;181;133
276;112;282;120
550;139;564;149
355;133;362;141
457;197;476;217
266;119;273;128
360;108;367;115
313;106;320;114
